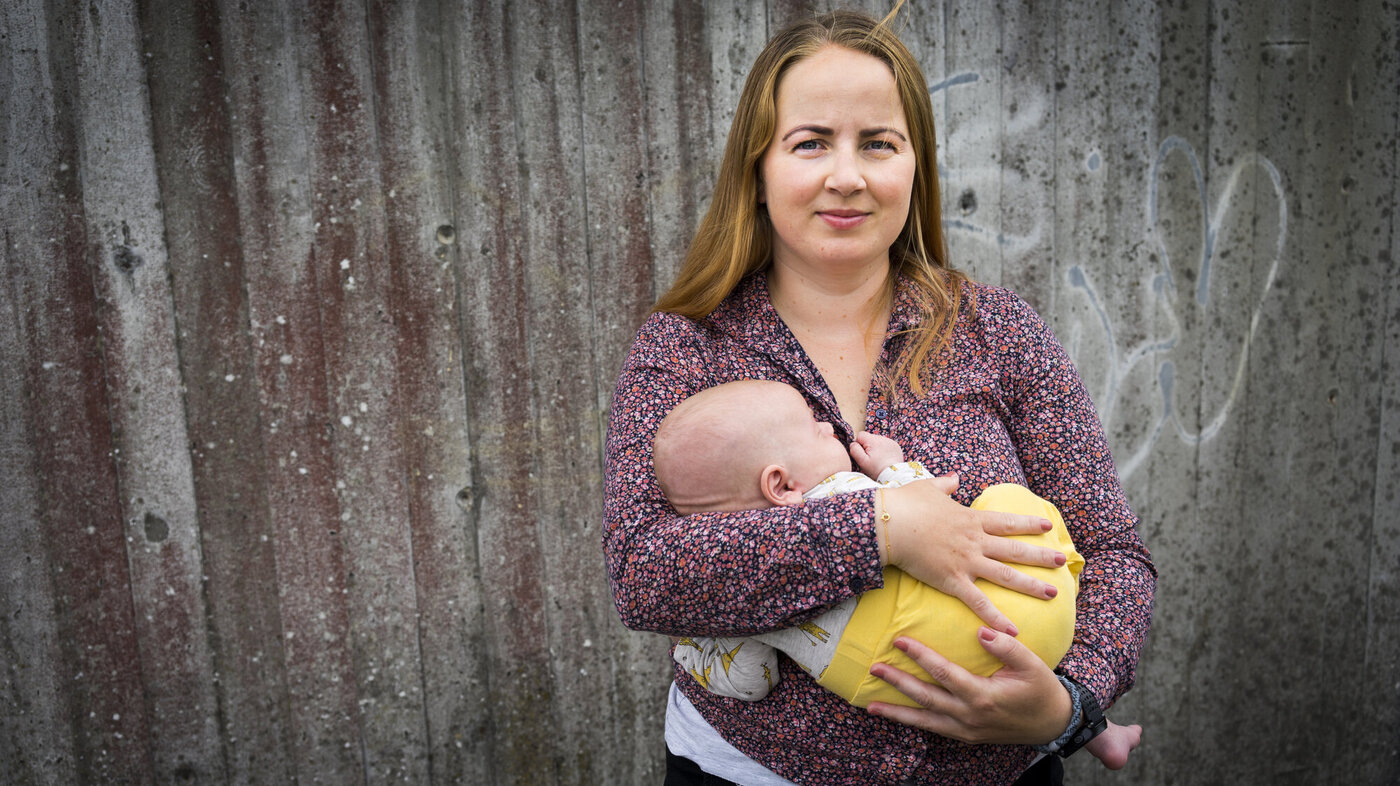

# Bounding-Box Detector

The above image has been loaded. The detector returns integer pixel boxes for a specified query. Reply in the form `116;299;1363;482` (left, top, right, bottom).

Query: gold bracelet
878;488;892;564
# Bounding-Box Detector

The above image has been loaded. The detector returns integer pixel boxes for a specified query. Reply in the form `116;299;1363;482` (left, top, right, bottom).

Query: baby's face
770;388;852;490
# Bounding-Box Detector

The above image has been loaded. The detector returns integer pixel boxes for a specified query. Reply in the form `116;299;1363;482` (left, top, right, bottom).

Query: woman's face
760;45;915;277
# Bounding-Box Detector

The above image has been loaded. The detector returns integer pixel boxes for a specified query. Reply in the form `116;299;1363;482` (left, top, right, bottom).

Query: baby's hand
850;431;904;478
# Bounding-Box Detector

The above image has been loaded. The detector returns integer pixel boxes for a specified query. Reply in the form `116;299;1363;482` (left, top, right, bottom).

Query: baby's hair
654;380;790;512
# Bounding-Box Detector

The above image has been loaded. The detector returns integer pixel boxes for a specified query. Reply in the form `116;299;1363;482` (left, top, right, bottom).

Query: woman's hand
879;474;1064;634
866;628;1073;745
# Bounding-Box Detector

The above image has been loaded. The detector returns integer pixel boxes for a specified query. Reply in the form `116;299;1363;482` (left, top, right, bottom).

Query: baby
653;379;1140;769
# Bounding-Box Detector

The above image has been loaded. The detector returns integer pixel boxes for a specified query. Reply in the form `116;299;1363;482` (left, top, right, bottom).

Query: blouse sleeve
993;291;1158;708
602;313;886;638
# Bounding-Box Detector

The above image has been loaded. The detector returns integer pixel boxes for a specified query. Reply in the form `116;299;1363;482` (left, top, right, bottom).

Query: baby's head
654;380;851;514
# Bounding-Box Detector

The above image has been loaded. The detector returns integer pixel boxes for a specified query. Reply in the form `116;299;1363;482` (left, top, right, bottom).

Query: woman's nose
825;148;866;195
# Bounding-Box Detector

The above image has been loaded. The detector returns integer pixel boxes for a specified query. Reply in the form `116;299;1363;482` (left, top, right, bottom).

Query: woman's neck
766;257;892;334
766;258;893;429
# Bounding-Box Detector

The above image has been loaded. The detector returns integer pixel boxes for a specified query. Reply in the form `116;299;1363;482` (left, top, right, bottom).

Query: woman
602;9;1155;785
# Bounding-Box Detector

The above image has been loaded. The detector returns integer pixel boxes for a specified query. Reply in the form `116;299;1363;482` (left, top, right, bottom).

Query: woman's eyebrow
860;127;908;141
779;125;909;142
781;124;834;141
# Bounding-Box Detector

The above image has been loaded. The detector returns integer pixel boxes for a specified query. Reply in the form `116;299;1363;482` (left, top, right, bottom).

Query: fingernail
1054;553;1066;566
1040;519;1053;531
892;638;908;652
1004;623;1018;637
980;627;998;642
1045;586;1058;599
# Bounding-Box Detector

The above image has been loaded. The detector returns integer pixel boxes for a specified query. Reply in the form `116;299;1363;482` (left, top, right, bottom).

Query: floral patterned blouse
603;273;1156;785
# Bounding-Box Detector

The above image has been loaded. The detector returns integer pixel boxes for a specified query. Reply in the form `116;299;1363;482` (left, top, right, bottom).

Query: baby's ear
759;464;804;507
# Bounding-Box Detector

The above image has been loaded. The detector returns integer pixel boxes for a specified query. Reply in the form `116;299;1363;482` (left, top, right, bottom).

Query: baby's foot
1084;720;1141;770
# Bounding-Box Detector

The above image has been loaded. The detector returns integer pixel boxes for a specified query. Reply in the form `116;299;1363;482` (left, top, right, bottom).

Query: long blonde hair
653;7;969;397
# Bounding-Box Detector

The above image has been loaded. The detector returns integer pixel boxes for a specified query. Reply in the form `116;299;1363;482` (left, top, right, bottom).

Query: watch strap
1053;675;1107;758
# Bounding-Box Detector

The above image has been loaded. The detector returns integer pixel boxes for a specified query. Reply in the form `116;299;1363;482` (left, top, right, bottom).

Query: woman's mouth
818;210;869;229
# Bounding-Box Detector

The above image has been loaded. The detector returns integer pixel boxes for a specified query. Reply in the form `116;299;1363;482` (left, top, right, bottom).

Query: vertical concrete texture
0;0;1395;783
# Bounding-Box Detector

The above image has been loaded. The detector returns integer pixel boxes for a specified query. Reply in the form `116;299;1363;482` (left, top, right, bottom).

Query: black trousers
664;747;739;785
1011;755;1065;786
664;746;1063;786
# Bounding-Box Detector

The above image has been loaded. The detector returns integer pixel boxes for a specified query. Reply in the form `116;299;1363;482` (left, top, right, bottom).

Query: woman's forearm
604;486;884;637
1055;544;1156;704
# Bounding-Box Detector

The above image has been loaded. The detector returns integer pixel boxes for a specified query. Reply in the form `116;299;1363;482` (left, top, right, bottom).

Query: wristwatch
1051;674;1107;758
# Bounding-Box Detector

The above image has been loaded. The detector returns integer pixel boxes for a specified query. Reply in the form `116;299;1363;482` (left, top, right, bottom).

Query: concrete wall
1;0;1395;783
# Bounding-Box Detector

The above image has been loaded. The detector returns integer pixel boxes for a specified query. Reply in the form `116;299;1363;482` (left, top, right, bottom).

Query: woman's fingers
976;553;1060;599
980;509;1054;538
986;530;1066;567
866;636;989;741
865;639;964;736
946;580;1019;635
869;639;954;705
896;634;978;694
868;630;1073;745
972;624;1042;673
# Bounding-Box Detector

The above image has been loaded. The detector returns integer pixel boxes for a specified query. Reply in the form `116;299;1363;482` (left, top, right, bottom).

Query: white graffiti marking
932;71;1288;479
1070;137;1287;478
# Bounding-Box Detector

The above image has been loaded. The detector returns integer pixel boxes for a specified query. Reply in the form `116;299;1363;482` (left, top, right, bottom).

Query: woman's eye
866;139;898;153
793;139;823;151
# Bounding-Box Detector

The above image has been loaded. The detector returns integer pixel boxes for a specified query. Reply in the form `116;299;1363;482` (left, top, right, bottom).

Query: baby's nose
820;421;834;435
